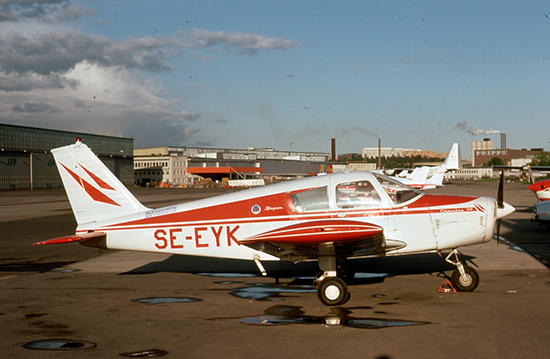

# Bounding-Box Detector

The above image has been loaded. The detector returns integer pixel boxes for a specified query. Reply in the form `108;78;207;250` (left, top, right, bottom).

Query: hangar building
0;123;134;190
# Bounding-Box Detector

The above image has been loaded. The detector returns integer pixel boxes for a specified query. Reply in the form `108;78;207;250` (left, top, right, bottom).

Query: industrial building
0;123;134;190
134;146;331;186
472;137;544;167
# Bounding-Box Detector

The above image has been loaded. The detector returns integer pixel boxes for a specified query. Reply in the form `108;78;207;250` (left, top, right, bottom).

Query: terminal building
0;123;134;190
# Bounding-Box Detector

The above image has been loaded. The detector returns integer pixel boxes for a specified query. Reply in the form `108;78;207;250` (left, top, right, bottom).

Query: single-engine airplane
35;140;515;306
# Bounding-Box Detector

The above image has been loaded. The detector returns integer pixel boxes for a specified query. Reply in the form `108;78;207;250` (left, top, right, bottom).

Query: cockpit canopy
290;172;423;213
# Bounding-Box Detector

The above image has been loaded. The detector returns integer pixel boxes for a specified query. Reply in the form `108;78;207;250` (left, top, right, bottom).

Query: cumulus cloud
0;1;299;148
0;72;77;91
0;0;92;23
0;28;298;89
0;31;176;77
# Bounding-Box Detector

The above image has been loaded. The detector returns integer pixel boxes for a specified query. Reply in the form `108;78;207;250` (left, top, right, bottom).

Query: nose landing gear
445;249;480;292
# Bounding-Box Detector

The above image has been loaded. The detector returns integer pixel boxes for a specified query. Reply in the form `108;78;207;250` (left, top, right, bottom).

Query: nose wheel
445;249;480;292
451;265;479;292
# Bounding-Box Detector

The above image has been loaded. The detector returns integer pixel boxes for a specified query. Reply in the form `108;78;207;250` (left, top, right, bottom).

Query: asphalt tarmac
1;181;549;358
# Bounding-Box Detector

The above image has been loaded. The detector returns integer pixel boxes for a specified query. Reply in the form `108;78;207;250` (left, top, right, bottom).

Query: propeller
495;171;504;245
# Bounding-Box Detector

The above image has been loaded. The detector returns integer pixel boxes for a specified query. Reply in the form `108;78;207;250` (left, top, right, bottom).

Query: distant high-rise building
471;139;493;167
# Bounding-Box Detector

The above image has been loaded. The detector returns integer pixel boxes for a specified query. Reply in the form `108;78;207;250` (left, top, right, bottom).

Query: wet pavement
1;182;549;358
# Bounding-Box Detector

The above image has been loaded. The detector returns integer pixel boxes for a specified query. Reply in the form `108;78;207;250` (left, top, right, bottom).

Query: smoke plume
455;122;500;136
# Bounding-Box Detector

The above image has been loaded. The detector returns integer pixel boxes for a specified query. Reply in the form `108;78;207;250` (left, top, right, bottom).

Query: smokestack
331;138;336;162
500;133;506;150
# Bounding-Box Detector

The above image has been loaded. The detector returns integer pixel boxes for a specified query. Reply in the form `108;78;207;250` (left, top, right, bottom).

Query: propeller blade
496;171;504;246
497;171;504;209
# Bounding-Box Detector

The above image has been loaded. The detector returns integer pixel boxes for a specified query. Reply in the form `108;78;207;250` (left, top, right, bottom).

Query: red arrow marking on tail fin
60;163;120;206
79;164;116;190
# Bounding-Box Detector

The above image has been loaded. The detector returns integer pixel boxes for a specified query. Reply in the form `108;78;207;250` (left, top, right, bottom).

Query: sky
1;1;549;160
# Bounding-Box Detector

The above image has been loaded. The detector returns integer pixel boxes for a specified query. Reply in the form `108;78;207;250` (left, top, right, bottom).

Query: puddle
119;349;168;357
50;268;81;273
132;297;202;305
23;339;96;350
214;280;243;285
229;283;316;301
219;305;429;329
355;273;391;279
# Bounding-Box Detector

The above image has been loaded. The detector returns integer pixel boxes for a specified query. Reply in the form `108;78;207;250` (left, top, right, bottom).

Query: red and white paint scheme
35;140;514;306
528;178;550;202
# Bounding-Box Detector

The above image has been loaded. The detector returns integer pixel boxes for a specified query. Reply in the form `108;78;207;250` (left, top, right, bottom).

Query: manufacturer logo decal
251;204;261;215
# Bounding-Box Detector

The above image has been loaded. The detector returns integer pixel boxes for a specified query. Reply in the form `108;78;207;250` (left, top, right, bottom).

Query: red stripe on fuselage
92;192;483;234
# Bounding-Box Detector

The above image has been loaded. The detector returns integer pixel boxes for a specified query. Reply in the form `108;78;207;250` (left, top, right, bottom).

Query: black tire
317;277;349;306
451;265;479;292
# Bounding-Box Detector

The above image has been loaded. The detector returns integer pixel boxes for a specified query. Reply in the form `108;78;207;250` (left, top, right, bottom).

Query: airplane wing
240;219;390;259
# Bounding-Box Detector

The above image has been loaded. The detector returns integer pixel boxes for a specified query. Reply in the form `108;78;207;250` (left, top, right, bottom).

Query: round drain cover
23;339;96;350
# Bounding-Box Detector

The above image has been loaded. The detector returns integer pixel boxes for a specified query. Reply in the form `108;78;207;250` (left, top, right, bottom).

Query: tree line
337;154;445;168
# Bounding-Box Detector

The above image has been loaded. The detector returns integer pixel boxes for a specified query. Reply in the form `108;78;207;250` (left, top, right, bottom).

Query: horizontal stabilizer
34;232;106;246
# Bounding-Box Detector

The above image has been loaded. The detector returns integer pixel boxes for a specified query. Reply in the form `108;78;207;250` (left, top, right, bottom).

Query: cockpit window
336;180;381;209
290;186;329;213
373;173;422;204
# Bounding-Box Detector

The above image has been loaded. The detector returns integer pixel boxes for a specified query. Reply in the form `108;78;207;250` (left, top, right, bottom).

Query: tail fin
52;140;149;226
426;165;447;186
443;142;462;170
406;167;430;183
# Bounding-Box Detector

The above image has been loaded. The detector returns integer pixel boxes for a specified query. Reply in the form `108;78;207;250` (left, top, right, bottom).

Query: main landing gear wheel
317;277;349;306
450;265;479;292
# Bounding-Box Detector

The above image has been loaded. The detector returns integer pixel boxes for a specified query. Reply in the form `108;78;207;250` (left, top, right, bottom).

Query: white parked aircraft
35;140;513;306
395;142;462;190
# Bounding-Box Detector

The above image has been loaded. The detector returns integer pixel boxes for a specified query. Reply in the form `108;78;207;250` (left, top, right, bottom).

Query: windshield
373;173;423;205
